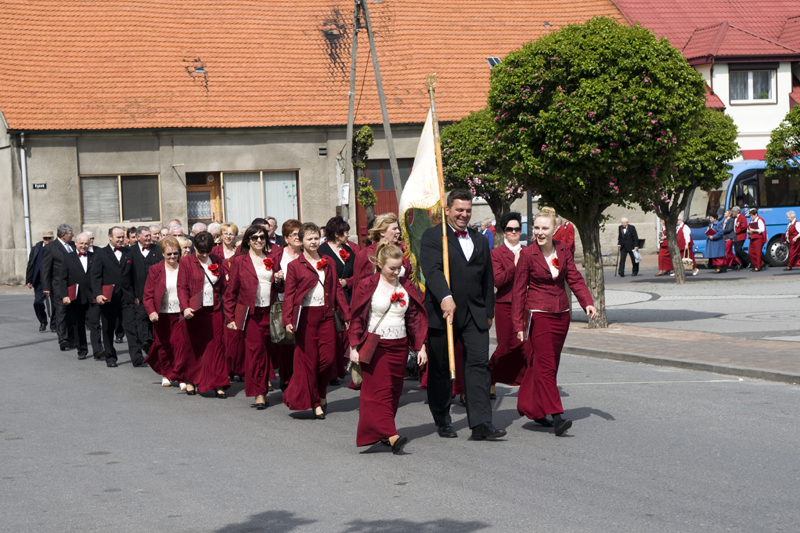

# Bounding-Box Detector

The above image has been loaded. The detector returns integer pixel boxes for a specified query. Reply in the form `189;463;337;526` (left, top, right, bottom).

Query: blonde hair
368;213;399;243
219;222;239;236
534;206;557;227
374;242;403;267
176;236;192;251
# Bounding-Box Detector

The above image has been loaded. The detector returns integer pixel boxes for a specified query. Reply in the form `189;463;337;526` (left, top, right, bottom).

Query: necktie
455;230;468;238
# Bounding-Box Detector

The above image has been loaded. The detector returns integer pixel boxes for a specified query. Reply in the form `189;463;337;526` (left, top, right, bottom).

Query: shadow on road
216;510;316;532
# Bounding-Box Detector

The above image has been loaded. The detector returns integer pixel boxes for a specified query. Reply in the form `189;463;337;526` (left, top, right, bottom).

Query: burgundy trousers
146;312;182;382
357;338;408;446
517;311;570;420
243;307;271;398
283;307;336;411
489;302;527;386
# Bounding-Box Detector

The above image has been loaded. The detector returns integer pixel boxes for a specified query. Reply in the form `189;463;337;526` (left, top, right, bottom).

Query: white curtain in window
81;176;120;224
262;171;298;228
224;172;262;230
730;71;748;101
752;71;772;100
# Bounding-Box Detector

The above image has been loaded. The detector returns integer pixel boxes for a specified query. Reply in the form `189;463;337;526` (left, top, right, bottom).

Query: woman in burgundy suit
655;221;673;276
177;231;227;398
350;243;427;453
283;222;351;419
143;237;183;386
271;219;302;391
785;211;800;270
512;207;596;436
223;225;280;410
352;213;412;285
747;208;767;271
489;212;527;399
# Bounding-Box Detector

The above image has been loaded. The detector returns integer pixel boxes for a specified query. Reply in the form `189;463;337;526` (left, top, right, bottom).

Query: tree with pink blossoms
489;16;709;327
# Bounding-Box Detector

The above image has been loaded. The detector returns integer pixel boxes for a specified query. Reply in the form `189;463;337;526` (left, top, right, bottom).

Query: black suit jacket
41;239;72;297
273;234;286;247
59;251;95;305
723;217;736;240
420;224;494;331
26;241;45;285
90;245;136;304
130;244;163;299
618;225;639;252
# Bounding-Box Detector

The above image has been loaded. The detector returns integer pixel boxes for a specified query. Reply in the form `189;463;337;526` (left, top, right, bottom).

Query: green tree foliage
441;108;525;245
765;104;800;173
353;126;377;223
489;16;707;327
635;107;739;283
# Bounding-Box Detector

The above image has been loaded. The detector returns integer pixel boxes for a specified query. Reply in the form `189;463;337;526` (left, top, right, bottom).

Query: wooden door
186;172;222;227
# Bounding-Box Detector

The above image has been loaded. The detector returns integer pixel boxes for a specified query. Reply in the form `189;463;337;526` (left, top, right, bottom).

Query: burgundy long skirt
243;307;270;398
749;235;765;269
357;337;408;446
176;306;217;386
197;309;228;392
283;307;336;411
489;302;527;386
224;326;245;378
658;244;672;271
146;312;182;382
517;311;570;420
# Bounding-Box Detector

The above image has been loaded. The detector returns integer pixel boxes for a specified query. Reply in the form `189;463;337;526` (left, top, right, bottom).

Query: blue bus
685;160;800;266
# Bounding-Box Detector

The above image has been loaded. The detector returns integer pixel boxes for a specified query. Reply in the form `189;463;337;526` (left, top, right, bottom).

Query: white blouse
544;250;559;279
255;260;273;308
278;251;297;302
161;267;180;314
200;258;219;307
302;267;326;307
368;281;408;339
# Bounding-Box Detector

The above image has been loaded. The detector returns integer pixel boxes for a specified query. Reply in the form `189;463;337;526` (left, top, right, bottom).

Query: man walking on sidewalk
617;218;639;277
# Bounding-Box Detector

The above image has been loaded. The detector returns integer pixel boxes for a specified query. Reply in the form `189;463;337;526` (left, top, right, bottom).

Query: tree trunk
663;214;687;284
575;216;607;328
487;198;512;248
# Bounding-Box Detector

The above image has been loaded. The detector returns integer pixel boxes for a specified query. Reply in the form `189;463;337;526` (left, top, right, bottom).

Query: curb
562;345;800;385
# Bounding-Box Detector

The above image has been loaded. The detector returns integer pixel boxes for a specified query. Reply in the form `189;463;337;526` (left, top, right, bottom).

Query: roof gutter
19;133;31;255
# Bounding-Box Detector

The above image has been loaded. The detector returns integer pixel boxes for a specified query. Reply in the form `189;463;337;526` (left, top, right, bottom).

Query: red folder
705;228;717;237
102;284;114;300
234;303;249;331
188;291;204;311
68;284;78;301
748;221;759;230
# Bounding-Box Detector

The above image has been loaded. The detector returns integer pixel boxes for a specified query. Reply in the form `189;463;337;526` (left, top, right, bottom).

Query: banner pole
426;74;456;381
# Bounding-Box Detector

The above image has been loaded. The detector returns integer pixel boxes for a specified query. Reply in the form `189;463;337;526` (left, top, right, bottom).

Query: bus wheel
766;236;788;267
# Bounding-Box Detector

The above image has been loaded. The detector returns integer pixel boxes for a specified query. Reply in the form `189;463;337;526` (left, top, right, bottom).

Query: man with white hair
617;217;639;277
190;222;207;236
170;225;185;237
149;224;161;243
208;222;221;240
59;232;95;359
42;223;75;349
480;218;494;249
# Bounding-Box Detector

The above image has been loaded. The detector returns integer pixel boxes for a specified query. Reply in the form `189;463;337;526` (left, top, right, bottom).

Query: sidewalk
563;323;800;384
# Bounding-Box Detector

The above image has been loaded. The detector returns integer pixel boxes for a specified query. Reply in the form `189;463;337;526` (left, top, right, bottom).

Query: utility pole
344;0;403;210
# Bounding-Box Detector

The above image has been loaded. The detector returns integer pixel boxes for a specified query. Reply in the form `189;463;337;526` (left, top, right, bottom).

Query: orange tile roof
0;0;624;131
704;84;725;110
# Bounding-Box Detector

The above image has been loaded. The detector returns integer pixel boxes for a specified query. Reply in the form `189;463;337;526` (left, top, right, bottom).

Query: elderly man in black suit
41;224;75;350
617;217;640;277
58;233;97;360
420;189;506;441
266;216;286;246
26;230;55;332
130;225;163;354
91;226;144;368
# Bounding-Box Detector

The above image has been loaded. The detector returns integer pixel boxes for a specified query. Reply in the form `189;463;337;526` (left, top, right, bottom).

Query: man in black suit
26;231;55;332
58;233;96;360
90;226;144;368
617;217;640;277
41;224;75;350
266;216;286;246
130;225;162;354
420;189;505;441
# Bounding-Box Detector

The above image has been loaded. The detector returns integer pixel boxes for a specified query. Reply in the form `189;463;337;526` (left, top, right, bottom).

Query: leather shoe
106;361;118;368
391;435;408;454
39;323;47;332
618;273;625;277
78;353;88;360
59;340;69;351
554;418;573;436
94;351;106;361
533;417;554;427
471;423;507;440
437;424;458;438
132;361;149;368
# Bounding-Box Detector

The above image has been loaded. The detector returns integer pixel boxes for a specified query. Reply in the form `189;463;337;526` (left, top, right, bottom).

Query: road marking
561;378;745;385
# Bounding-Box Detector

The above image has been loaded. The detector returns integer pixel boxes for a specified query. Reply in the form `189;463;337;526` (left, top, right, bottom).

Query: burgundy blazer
553;223;576;253
211;244;240;271
143;261;168;316
348;274;427;351
222;251;281;318
491;244;518;304
352;241;412;285
177;253;225;313
511;241;593;331
282;253;351;327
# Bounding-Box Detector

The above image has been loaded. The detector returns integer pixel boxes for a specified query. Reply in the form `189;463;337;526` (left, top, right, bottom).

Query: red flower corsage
390;292;407;307
551;257;559;269
207;263;220;276
316;257;328;270
338;249;350;261
263;258;274;269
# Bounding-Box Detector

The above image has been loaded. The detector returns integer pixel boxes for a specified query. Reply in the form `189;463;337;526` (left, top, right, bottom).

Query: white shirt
752;217;765;234
449;225;474;261
199;258;219;307
139;242;150;258
368;281;408;339
78;253;88;272
504;240;522;255
679;223;691;242
111;244;122;261
302;267;326;307
161;267;180;313
59;238;73;254
255;260;273;308
545;250;559;279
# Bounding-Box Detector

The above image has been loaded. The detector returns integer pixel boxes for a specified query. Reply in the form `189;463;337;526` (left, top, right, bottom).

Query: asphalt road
1;293;799;532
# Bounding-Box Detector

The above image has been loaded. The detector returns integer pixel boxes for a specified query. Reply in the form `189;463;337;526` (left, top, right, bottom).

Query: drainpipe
20;132;32;254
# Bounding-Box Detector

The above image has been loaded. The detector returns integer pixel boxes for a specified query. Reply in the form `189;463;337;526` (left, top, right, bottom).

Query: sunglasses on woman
251;234;267;241
504;226;522;233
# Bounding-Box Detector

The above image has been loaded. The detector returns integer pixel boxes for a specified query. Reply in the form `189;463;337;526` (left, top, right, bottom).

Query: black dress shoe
106;361;118;368
142;342;152;354
132;361;149;368
94;351;106;361
329;378;340;386
313;411;325;419
489;393;497;400
785;267;792;271
39;324;47;332
78;353;88;360
437;424;458;438
471;423;507;440
391;435;408;454
217;391;227;399
618;273;625;277
533;417;554;427
59;340;69;351
321;402;328;414
554;418;573;436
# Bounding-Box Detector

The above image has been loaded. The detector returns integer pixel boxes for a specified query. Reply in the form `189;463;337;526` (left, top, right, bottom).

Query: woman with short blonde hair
353;213;412;285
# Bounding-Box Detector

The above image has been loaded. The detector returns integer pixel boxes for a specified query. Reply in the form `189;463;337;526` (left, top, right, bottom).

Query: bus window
757;168;800;208
729;169;758;209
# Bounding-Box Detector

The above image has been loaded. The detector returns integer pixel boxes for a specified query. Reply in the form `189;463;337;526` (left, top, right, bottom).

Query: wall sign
33;183;46;189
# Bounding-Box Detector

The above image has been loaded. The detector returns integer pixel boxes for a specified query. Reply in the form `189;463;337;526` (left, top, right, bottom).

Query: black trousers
50;293;74;345
133;304;153;351
69;302;89;356
86;303;103;355
100;298;142;365
733;240;750;268
618;249;639;275
33;280;49;326
427;312;492;429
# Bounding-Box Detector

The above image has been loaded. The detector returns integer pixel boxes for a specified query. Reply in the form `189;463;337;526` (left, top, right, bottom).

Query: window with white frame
729;69;776;104
80;174;161;224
